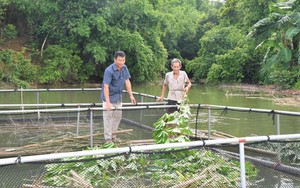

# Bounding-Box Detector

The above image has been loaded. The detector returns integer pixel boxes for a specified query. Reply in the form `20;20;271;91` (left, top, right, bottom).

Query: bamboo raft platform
0;126;276;158
0;129;135;158
4;128;279;188
0;129;226;158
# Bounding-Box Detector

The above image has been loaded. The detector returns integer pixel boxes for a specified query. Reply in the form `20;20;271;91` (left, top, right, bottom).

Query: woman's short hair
171;58;182;66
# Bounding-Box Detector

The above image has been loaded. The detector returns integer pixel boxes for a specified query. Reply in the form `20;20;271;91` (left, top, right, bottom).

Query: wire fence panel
0;139;300;188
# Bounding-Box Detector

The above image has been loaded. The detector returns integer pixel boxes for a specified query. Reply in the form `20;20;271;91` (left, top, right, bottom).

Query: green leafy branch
153;95;194;144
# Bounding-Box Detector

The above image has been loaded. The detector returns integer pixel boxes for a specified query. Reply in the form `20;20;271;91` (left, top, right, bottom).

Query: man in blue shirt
101;51;136;143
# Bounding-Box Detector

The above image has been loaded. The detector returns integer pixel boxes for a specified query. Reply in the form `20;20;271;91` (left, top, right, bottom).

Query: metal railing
0;133;300;188
0;102;299;147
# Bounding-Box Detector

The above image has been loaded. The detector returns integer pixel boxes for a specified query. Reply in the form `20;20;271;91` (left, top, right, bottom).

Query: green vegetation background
0;0;299;89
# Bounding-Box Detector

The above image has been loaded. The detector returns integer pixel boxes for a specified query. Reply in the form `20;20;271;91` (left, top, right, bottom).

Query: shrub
0;24;17;42
0;49;37;88
39;45;84;84
294;80;300;89
269;70;297;89
206;63;223;84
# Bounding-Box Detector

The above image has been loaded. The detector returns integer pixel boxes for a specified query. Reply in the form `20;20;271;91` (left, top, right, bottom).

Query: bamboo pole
67;170;93;188
20;129;133;149
171;166;216;188
0;129;134;157
22;184;61;188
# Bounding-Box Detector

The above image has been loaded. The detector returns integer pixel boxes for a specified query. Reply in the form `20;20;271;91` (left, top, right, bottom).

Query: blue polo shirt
101;63;131;103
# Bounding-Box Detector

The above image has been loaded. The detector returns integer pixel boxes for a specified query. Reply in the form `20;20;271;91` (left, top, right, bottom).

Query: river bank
220;84;300;106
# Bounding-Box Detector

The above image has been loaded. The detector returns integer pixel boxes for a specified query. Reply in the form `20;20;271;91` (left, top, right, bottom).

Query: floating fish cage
0;88;299;187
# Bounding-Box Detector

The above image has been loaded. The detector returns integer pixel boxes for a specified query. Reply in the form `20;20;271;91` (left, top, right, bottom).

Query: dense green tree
0;0;9;26
0;0;15;43
3;0;219;85
187;26;245;82
0;49;37;87
39;45;83;84
249;0;300;87
154;0;213;61
1;0;300;88
218;0;277;32
9;0;169;84
186;0;293;84
205;0;279;84
99;0;167;82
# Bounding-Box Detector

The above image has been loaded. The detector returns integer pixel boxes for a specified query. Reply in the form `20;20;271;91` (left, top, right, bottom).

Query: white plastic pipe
1;134;300;166
239;142;246;188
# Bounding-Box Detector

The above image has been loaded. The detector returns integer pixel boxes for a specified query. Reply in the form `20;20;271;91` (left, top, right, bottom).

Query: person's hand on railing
156;97;164;102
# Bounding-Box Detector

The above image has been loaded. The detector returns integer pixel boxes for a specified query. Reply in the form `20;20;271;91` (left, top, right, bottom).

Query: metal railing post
208;107;211;140
90;110;93;147
239;142;246;188
20;87;24;110
140;95;144;124
76;105;80;137
36;91;40;120
276;114;280;135
276;114;281;161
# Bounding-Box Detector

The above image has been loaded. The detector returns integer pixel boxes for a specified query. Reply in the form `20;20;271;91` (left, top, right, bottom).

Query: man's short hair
114;51;126;58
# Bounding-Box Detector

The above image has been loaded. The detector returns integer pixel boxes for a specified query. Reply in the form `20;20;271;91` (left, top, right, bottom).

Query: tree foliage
187;26;246;83
0;0;299;88
249;0;300;87
0;49;37;88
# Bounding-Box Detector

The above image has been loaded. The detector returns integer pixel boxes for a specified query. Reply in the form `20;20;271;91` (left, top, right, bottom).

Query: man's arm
125;79;136;104
103;83;111;110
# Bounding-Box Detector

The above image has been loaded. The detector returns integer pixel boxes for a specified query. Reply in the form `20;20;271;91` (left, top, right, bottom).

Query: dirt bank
220;84;300;106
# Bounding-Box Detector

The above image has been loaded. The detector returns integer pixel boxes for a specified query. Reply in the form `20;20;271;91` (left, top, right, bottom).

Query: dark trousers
166;100;180;114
